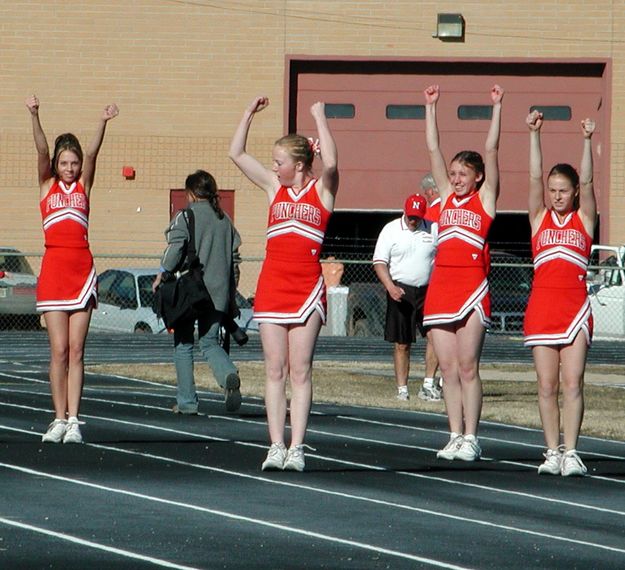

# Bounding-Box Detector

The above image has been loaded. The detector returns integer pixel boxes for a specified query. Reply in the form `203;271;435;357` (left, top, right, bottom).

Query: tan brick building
2;1;623;286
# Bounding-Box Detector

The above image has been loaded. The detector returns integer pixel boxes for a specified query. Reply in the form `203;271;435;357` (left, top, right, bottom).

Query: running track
1;333;624;569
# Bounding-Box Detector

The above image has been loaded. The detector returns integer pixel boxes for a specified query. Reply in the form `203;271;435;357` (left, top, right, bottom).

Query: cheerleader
26;95;118;444
524;111;596;476
422;84;504;461
229;97;338;471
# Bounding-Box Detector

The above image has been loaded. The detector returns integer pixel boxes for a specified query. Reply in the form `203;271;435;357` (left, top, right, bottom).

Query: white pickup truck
587;245;625;340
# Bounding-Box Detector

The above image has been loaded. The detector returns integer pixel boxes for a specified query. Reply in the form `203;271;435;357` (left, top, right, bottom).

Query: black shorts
384;282;428;344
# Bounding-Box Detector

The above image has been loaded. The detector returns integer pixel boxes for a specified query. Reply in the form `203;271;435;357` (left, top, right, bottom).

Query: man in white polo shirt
373;193;441;401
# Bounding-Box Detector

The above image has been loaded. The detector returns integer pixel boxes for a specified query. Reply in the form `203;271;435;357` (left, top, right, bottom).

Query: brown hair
548;163;580;210
451;150;485;190
185;169;224;219
51;133;83;177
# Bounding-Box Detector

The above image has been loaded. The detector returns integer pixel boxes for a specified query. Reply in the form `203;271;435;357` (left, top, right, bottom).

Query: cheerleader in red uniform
26;95;118;444
230;97;338;471
525;111;596;476
422;84;504;462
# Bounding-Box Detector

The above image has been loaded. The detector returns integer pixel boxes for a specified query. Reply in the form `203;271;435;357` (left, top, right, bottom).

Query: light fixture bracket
433;13;465;42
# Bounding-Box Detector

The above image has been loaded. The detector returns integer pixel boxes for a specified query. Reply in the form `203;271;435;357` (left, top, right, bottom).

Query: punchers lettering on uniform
45;192;88;213
271;202;322;225
438;208;482;230
536;228;587;251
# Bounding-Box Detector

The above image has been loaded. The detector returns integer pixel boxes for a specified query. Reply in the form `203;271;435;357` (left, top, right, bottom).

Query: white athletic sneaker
261;442;287;471
561;449;588;477
436;433;463;460
455;435;481;461
63;417;83;444
42;419;67;443
283;445;307;472
418;384;442;402
396;390;410;401
537;447;564;475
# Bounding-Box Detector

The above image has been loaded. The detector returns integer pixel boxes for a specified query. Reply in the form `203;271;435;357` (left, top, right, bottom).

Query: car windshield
138;275;156;307
0;251;34;274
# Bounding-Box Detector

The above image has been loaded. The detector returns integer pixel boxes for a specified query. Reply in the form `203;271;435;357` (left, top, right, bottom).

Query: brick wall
2;0;625;260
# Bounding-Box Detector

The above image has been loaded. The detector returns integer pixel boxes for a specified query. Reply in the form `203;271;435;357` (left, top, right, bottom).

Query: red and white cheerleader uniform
524;210;593;346
424;197;441;241
423;191;493;327
37;180;97;312
254;179;331;324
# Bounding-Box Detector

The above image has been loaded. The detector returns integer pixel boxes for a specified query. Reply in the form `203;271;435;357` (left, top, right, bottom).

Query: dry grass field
87;361;625;442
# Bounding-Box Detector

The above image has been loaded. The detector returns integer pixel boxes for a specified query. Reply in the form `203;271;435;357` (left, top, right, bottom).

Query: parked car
344;251;534;337
0;247;39;329
346;281;386;336
488;251;533;333
587;245;625;340
90;267;257;335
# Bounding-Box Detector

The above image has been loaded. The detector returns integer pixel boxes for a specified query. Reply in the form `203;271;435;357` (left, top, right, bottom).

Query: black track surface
1;332;624;569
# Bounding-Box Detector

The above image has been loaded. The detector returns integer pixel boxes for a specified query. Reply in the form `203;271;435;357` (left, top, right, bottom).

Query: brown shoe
224;373;242;412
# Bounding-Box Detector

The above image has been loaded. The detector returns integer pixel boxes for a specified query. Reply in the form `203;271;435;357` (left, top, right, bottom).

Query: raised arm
82;103;119;195
481;85;504;214
310;102;339;210
578;118;597;234
423;85;451;201
25;95;52;187
229;96;278;196
526;110;547;231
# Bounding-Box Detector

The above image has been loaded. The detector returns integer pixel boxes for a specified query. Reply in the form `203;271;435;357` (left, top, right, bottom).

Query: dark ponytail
185;170;224;219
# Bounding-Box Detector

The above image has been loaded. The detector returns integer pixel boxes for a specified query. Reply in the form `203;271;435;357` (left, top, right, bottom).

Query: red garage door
290;59;608;223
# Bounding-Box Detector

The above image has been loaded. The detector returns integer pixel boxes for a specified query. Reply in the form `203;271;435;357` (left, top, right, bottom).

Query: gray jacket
160;200;241;313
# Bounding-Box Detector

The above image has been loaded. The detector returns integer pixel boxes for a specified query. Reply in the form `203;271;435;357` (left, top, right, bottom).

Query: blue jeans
173;311;238;413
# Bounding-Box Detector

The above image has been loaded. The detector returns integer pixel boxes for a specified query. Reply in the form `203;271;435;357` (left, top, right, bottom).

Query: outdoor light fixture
433;13;465;42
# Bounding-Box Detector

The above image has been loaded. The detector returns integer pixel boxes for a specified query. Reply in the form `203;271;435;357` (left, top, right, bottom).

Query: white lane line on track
3;383;625;488
334;415;625;461
1;427;625;559
0;517;199;569
90;371;622;445
5;384;625;469
7;368;625;450
0;461;472;570
3;402;625;523
5;367;625;452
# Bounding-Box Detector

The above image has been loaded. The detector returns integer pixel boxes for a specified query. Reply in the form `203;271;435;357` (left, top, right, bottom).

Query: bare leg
260;322;289;444
430;325;462;433
455;311;486;436
43;311;70;418
424;331;439;379
287;312;322;447
560;332;588;450
533;345;561;450
393;342;411;389
66;308;92;417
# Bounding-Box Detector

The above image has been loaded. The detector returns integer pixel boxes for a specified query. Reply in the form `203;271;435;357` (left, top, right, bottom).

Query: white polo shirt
372;216;436;287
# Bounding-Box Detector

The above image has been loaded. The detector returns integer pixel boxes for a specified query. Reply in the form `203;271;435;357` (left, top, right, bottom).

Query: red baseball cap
404;194;427;218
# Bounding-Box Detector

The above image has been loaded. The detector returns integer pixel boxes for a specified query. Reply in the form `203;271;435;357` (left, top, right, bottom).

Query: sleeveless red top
265;179;331;262
531;210;591;290
40;180;90;249
435;191;492;268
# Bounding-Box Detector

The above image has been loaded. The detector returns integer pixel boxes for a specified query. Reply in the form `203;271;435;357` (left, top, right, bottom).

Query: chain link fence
1;247;624;341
